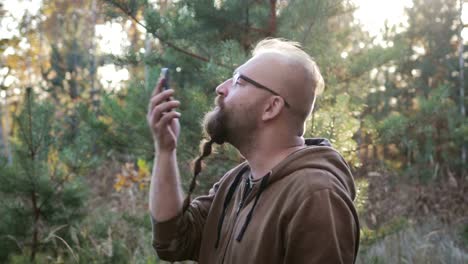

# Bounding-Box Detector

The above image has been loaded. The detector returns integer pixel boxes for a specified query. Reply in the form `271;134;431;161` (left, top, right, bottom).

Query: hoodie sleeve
151;182;219;261
284;188;358;264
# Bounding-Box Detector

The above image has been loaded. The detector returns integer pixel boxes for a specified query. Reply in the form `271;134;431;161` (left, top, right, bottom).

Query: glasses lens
232;73;240;87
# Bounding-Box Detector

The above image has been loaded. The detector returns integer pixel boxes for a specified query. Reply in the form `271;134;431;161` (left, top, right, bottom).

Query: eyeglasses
232;72;290;108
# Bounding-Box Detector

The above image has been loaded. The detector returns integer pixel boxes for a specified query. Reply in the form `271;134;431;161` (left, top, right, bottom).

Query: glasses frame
233;72;290;108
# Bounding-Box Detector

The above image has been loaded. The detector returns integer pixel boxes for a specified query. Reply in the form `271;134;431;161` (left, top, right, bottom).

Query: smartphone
160;68;170;90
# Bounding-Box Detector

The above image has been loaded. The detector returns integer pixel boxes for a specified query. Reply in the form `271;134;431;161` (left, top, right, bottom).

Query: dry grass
357;220;468;264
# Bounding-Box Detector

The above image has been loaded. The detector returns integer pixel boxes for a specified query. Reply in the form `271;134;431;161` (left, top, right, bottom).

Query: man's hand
147;78;181;152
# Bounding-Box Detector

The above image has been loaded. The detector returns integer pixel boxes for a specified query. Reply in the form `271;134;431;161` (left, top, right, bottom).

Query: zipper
236;180;251;216
220;178;252;263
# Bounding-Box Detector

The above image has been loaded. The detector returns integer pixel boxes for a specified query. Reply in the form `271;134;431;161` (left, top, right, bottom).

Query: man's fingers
150;101;180;125
151;78;165;97
148;89;175;113
157;111;181;131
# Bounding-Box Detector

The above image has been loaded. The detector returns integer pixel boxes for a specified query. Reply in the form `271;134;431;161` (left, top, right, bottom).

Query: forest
0;0;466;263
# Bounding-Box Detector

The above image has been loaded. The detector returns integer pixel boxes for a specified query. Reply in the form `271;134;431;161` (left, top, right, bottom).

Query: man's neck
240;137;305;180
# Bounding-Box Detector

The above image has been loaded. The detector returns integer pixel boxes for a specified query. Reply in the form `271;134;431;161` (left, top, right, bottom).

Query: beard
202;96;230;144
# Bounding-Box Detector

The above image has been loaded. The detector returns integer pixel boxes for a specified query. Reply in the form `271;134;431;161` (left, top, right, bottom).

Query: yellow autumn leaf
137;159;149;172
114;173;127;192
129;175;139;183
114;160;152;192
114;182;123;192
98;115;113;126
47;147;59;169
137;158;150;180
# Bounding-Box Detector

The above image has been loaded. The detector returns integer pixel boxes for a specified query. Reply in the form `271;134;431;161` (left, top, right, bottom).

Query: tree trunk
0;100;5;158
89;0;99;112
363;133;370;170
269;0;277;36
26;88;40;262
144;33;152;90
30;191;40;262
0;96;11;164
458;0;466;176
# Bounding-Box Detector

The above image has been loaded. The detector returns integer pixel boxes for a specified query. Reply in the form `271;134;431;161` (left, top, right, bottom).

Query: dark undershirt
243;170;262;200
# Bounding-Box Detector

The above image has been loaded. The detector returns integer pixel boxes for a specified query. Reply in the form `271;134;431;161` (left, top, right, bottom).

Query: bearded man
147;38;360;263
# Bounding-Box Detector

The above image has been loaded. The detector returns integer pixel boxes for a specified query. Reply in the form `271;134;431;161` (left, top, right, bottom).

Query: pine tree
0;88;88;262
372;0;466;181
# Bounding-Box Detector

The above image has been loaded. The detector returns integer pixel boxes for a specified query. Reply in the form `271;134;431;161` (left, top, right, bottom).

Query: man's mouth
215;96;224;108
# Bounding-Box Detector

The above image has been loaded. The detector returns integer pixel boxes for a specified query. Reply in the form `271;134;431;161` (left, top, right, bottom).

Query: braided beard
184;97;229;212
202;96;230;145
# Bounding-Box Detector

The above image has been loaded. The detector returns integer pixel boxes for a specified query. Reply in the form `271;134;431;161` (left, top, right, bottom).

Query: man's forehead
235;53;282;75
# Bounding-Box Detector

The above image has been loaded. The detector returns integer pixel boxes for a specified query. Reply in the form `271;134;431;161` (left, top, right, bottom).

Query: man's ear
262;96;284;121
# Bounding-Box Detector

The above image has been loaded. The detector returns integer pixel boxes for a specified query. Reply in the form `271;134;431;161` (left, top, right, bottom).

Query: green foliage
307;93;361;166
354;178;369;216
0;90;91;262
378;85;463;181
98;84;154;159
378;113;409;144
65;207;158;264
461;224;468;247
364;0;467;180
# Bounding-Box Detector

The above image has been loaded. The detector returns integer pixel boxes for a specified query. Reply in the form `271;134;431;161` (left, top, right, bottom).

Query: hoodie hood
267;138;356;200
240;138;356;200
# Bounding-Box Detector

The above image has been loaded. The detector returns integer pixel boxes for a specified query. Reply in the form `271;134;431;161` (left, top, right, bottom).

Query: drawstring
236;173;270;242
214;167;247;249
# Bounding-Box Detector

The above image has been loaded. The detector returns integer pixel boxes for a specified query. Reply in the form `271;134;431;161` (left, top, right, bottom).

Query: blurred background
0;0;467;263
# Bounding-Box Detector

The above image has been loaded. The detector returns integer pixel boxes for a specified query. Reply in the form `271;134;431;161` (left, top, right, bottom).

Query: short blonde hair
251;38;324;136
252;38;325;96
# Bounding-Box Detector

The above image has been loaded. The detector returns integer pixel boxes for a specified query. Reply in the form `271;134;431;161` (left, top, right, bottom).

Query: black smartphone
160;68;170;90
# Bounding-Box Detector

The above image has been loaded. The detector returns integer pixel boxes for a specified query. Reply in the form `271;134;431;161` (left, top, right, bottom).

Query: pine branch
107;0;233;70
37;157;65;211
336;57;393;84
38;177;67;211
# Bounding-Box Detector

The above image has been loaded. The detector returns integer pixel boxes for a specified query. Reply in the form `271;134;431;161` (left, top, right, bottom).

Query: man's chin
203;108;229;145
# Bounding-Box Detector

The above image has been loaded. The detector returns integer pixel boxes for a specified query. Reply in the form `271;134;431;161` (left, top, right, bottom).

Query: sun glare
98;64;130;92
353;0;468;40
352;0;413;37
95;22;131;56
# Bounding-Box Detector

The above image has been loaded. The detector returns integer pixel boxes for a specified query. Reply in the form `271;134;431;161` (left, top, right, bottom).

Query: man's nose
215;79;231;96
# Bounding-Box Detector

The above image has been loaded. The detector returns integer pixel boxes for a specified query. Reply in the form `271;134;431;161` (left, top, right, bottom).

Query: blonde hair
251;38;324;136
252;38;325;96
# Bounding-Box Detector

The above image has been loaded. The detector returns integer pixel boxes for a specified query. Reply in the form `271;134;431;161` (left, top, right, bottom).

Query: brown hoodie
152;138;360;263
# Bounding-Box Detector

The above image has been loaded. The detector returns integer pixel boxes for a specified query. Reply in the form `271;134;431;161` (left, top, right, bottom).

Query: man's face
202;53;289;146
202;80;261;145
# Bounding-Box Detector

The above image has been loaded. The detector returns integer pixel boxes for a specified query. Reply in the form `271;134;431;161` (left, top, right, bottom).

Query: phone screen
161;68;170;90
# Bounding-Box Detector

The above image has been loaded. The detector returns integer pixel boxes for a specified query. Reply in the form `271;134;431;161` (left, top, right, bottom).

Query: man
147;38;360;263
